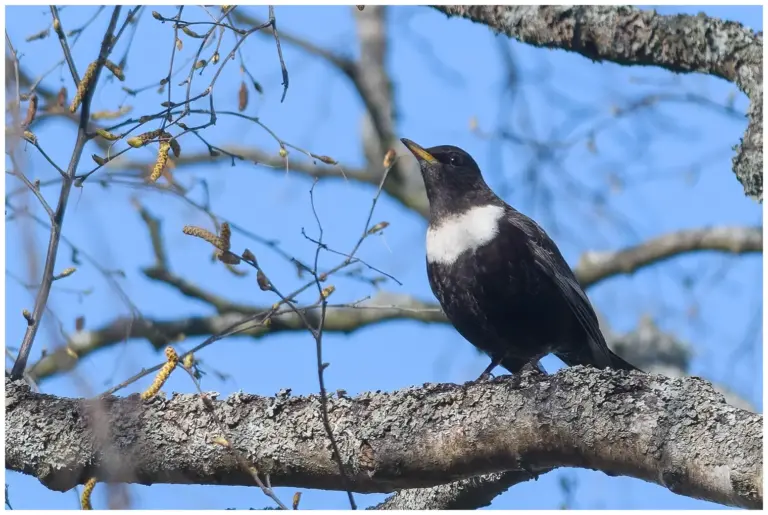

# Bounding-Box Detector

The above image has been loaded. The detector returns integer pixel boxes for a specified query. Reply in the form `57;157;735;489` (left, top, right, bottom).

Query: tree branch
6;368;761;508
372;470;548;510
433;5;763;201
26;292;443;381
11;7;123;380
233;7;427;204
26;225;761;384
577;226;762;287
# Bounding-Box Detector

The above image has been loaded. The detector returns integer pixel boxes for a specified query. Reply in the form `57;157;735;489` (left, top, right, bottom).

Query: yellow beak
401;138;437;164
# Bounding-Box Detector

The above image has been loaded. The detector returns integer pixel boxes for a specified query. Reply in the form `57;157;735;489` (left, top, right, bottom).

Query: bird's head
400;138;493;217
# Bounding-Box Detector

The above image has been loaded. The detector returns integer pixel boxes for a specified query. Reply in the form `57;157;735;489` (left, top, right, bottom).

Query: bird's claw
476;370;496;382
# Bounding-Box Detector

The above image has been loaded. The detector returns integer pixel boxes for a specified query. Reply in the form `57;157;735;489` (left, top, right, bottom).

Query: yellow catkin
182;352;195;370
183;225;219;247
56;267;76;279
320;285;335;300
70;61;98;113
80;477;97;510
91;106;132;120
140;346;178;400
23;131;37;145
149;142;171;182
128;129;164;149
292;492;302;510
95;128;120;141
218;222;231;251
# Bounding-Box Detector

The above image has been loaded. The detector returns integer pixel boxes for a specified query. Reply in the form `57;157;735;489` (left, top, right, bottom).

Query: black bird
401;138;639;377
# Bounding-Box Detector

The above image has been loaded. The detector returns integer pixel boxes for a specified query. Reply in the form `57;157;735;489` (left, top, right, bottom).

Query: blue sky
4;5;762;510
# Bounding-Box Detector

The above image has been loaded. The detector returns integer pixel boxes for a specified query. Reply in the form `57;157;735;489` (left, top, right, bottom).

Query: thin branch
178;365;289;509
11;7;123;380
268;6;289;102
6;155;55;222
232;10;354;73
50;6;80;86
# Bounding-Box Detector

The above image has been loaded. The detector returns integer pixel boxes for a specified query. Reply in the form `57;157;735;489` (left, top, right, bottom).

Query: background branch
434;5;763;201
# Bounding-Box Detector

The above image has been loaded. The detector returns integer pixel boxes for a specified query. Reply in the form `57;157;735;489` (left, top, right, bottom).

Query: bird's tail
606;350;642;372
556;347;642;373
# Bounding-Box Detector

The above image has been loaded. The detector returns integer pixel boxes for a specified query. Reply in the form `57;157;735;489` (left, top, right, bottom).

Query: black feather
402;138;641;376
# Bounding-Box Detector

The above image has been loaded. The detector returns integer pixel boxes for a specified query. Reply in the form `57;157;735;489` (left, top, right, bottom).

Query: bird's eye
449;154;462;166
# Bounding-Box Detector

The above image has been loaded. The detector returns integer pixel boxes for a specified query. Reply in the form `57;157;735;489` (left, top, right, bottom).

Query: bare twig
50;6;80;86
179;365;288;509
268;6;289;102
6;156;55;222
306;180;357;509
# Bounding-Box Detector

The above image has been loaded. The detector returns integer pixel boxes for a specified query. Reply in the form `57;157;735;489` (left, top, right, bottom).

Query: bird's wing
505;210;613;366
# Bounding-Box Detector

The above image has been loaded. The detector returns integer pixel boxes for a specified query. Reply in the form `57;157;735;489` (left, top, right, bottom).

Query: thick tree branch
373;470;548;510
433;5;763;201
6;368;762;508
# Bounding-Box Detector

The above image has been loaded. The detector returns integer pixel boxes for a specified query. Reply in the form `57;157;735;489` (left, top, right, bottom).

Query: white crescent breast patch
426;205;505;266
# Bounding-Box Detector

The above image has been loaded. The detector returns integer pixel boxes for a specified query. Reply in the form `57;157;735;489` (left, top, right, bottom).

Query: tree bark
6;367;761;508
433;5;763;201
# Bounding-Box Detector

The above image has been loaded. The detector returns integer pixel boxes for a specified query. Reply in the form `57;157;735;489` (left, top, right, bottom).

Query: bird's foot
476;370;497;382
476;357;503;382
520;360;548;377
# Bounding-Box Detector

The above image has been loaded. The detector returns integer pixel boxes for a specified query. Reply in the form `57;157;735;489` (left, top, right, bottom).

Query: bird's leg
477;354;505;381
